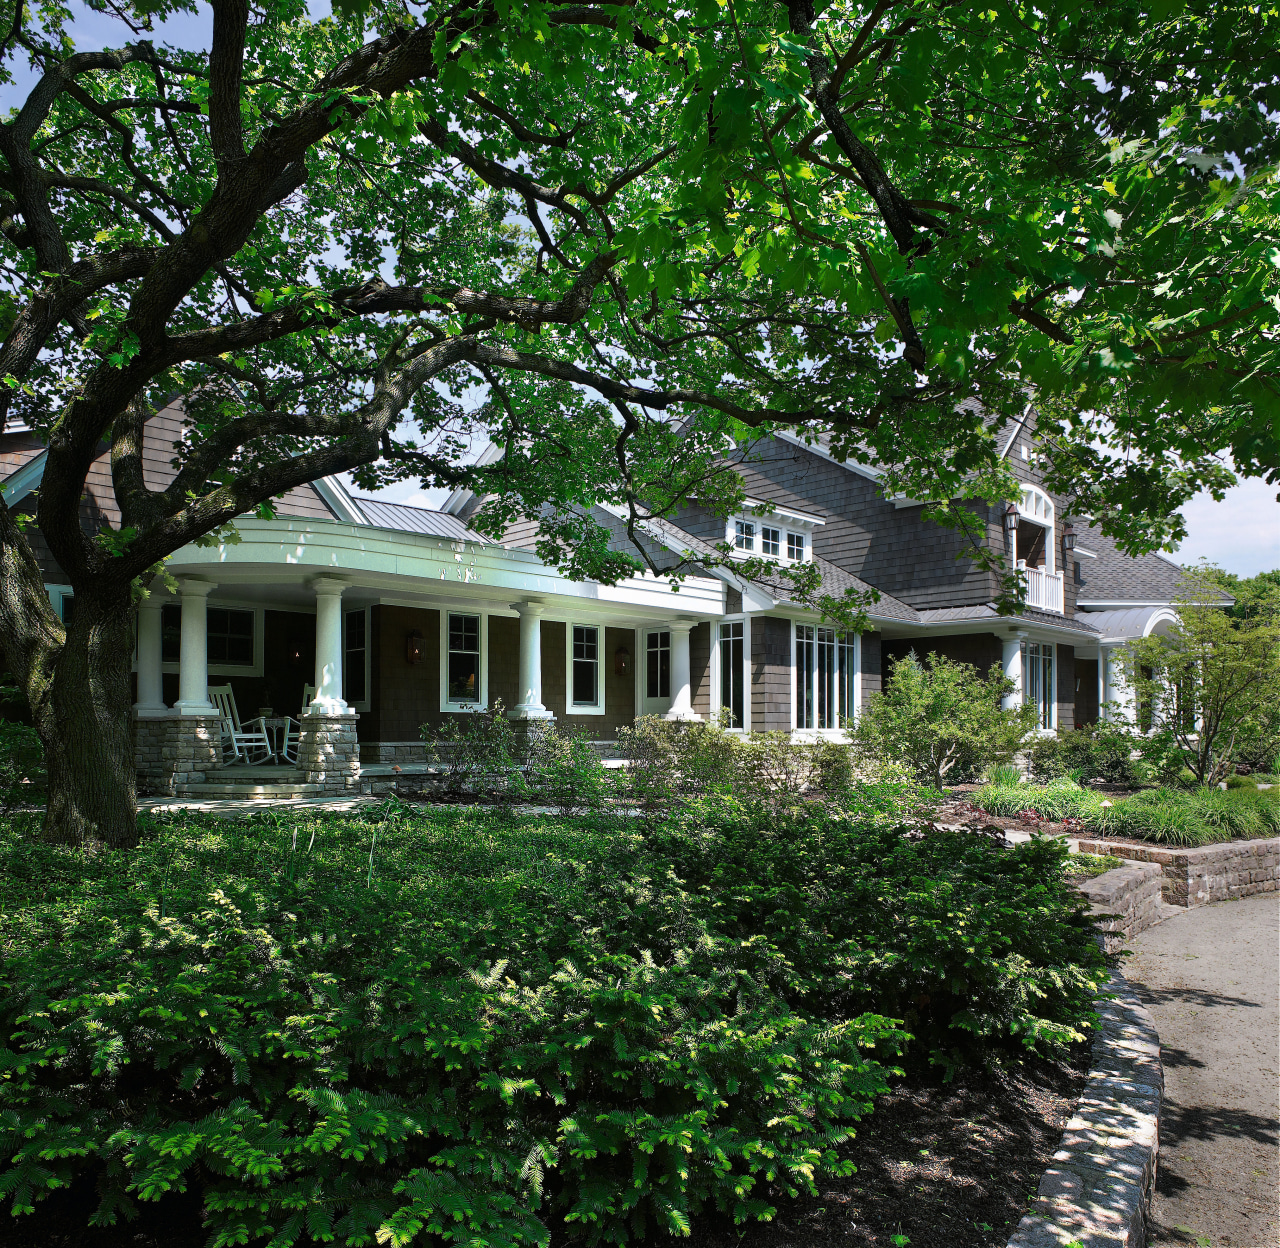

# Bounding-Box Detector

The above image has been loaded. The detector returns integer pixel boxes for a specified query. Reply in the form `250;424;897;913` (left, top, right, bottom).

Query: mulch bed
690;1049;1090;1248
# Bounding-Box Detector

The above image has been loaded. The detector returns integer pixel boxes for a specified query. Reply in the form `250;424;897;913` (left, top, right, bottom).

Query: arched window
1015;485;1056;574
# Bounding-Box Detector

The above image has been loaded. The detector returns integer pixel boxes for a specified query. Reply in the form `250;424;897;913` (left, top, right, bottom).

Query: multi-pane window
795;625;856;730
734;520;755;551
343;609;367;705
572;625;599;706
447;613;481;704
787;532;806;561
159;603;254;666
1025;641;1054;730
646;630;670;700
761;527;780;557
719;621;745;728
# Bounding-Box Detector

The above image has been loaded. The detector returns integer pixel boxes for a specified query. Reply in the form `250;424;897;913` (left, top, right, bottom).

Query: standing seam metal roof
353;497;487;542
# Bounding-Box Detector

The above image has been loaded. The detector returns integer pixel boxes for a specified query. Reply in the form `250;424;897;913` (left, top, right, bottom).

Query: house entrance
640;628;671;716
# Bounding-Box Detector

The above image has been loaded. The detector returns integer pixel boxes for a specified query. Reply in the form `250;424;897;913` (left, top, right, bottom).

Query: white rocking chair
278;685;317;766
208;685;274;765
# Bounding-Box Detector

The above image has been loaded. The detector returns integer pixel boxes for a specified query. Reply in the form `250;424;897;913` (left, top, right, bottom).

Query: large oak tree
0;0;1275;846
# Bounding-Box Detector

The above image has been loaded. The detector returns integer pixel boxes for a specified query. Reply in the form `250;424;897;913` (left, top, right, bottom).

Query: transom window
646;629;670;700
719;620;745;728
761;526;780;556
795;625;856;731
735;520;755;551
447;613;481;704
572;624;600;707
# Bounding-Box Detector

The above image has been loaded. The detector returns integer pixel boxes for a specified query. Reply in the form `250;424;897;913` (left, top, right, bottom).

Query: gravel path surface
1125;893;1279;1248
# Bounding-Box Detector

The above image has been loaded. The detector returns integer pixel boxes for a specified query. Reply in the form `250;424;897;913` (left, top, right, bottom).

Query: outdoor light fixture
1062;522;1077;552
406;630;424;665
614;646;630;676
1003;503;1019;533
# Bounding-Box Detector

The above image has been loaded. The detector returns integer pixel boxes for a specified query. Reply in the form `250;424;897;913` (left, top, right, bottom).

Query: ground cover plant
0;801;1104;1248
973;776;1280;846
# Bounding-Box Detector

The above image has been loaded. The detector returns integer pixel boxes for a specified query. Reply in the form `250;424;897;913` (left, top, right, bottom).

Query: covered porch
132;515;727;798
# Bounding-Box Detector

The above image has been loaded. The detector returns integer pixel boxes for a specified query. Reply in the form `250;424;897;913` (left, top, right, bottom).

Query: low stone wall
362;740;429;764
1007;973;1163;1248
297;714;361;795
1074;862;1166;954
1076;836;1279;908
134;712;222;797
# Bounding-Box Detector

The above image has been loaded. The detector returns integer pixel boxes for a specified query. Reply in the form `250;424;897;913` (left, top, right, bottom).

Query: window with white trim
761;526;780;556
787;532;806;561
795;624;857;731
646;629;670;700
734;520;755;552
446;612;482;706
568;623;604;713
718;620;746;728
1025;641;1054;729
159;602;262;674
343;608;369;709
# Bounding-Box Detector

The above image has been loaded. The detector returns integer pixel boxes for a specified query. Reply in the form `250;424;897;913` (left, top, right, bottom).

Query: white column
133;593;168;716
1001;633;1025;711
309;577;351;715
174;578;216;714
510;601;553;719
1097;647;1108;723
664;620;702;721
1104;645;1136;724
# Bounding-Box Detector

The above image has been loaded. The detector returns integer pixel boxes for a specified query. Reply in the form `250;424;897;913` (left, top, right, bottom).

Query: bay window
795;624;857;731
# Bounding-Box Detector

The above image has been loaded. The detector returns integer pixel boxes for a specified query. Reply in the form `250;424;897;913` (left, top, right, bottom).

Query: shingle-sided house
0;404;1210;798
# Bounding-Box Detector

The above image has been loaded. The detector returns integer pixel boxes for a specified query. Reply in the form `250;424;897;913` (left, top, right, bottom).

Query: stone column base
297;713;361;794
134;712;223;797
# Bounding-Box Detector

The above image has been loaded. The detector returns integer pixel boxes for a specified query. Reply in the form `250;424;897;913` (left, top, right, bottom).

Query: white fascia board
166;517;726;618
441;440;505;515
312;475;366;524
1;449;47;505
771;430;884;483
1076;600;1175;610
742;497;826;527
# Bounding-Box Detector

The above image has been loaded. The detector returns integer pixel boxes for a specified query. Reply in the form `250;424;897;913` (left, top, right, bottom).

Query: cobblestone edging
1075;836;1278;908
1074;863;1168;954
1007;973;1163;1248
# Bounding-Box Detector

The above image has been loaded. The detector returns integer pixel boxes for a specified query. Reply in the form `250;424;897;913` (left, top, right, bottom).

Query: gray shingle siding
751;616;792;732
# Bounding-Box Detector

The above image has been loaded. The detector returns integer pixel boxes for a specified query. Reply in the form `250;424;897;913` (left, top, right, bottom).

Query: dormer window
727;504;822;564
761;526;780;556
735;520;755;551
787;532;806;561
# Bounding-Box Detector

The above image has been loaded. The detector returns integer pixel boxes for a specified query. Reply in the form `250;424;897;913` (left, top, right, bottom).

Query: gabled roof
352;496;488;543
1073;523;1233;608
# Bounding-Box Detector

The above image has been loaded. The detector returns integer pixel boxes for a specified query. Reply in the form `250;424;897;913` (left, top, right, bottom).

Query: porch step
185;781;323;798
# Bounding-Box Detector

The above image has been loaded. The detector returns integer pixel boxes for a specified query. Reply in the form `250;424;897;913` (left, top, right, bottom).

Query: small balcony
1018;561;1064;614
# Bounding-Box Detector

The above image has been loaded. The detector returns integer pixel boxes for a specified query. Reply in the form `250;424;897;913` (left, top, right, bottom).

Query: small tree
854;652;1035;789
1120;584;1280;786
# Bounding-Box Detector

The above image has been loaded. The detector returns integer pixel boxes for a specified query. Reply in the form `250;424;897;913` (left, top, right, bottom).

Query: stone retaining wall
1076;836;1278;908
1007;973;1163;1248
1074;862;1166;954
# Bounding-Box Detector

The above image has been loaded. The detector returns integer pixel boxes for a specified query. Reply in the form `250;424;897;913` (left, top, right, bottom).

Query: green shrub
986;763;1023;787
0;716;43;810
421;703;524;795
0;803;1103;1248
1026;723;1141;786
521;722;612;814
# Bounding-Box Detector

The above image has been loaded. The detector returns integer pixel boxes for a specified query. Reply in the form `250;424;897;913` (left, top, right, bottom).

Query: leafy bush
1026;723;1142;787
0;802;1103;1248
852;652;1035;788
0;717;43;810
421;703;524;795
521;722;612;814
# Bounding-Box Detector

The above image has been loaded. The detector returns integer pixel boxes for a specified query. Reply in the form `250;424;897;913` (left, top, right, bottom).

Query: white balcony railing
1019;562;1065;614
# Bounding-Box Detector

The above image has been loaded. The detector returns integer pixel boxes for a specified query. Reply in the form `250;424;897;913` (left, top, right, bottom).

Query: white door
640;628;672;716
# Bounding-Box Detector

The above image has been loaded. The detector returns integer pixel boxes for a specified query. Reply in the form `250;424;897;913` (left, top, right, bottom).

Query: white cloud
1175;475;1280;577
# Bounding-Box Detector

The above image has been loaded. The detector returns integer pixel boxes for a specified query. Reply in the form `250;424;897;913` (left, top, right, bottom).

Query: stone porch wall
296;714;361;794
1075;836;1279;908
135;713;221;797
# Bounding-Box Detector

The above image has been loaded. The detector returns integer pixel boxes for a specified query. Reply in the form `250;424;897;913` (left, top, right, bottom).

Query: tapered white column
1001;633;1025;711
664;620;701;720
174;578;216;714
133;593;168;717
510;601;553;719
309;577;350;715
1102;645;1135;724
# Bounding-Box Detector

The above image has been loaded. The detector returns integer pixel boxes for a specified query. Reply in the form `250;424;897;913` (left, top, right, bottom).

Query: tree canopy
0;0;1276;844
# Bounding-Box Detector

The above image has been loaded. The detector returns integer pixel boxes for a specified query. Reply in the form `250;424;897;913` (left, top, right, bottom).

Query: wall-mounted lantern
614;646;630;677
1062;522;1077;552
406;630;424;665
1003;502;1020;534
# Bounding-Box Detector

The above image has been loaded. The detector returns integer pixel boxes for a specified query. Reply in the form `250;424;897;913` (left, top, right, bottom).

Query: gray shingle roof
1073;523;1230;606
354;497;486;543
914;603;1101;635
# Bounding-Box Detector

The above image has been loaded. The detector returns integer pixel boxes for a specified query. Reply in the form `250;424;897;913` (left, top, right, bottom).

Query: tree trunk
35;590;139;847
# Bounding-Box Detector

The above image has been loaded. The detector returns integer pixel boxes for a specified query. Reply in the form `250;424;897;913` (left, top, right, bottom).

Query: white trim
440;608;489;712
565;620;606;715
711;614;750;732
1073;547;1098;559
314;475;367;525
44;582;74;622
788;618;859;739
638;624;673;718
343;605;372;713
2;449;48;505
158;599;265;678
771;430;884;483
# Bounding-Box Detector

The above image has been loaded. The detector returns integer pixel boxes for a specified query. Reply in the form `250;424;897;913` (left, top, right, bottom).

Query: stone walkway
1124;893;1279;1248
